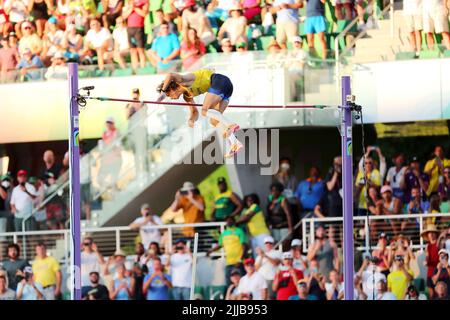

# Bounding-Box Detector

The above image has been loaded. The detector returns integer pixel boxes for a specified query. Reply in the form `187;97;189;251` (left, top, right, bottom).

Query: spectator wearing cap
432;249;450;291
371;233;390;277
404;156;429;204
237;257;268;300
235;36;248;52
422;224;440;298
16;266;44;300
220;37;233;53
2;243;29;291
356;252;387;300
225;267;242;300
208;216;247;286
111;16;129;70
0;173;13;233
425;146;450;195
385;153;408;201
270;0;302;49
166;239;192;300
236;193;270;255
377;278;397;300
0;273;15;300
81;271;110;300
41;16;64;66
148;21;180;73
307;224;339;279
273;251;304;300
288;278;318;300
0;33;19;83
267;182;292;243
110;264;134;300
28;0;53;37
61;23;83;62
291;239;309;275
81;237;105;287
387;254;413;300
180;28;206;70
18;21;42;56
16;47;44;81
211;177;243;222
97;116;122;190
434;281;449;300
217;5;247;46
103;248;127;280
122;0;148;71
10;169;37;231
254;235;282;299
32;242;62;300
182;0;216;46
44;51;68;80
170;181;205;237
82;18;113;70
295;166;325;219
143;257;172;300
129;203;163;250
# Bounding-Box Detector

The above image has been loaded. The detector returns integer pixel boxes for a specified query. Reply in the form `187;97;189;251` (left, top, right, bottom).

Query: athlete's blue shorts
207;73;234;102
304;16;327;34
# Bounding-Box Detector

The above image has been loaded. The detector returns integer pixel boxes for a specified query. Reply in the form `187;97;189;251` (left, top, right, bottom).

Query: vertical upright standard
341;76;354;300
68;62;81;300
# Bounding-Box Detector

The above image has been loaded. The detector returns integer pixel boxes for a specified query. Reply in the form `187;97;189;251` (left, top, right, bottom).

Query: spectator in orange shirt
170;181;205;237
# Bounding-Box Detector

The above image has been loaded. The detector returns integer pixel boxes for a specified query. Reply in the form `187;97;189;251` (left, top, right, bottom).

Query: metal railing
301;212;449;253
1;221;226;263
334;0;395;79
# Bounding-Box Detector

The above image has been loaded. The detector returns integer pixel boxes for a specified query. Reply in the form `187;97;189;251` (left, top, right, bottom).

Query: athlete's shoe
224;141;243;158
223;124;240;138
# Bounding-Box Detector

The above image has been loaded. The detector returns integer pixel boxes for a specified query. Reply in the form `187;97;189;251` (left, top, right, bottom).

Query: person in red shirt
98;117;122;189
180;28;205;70
122;0;148;71
0;33;19;83
272;251;304;300
422;224;440;299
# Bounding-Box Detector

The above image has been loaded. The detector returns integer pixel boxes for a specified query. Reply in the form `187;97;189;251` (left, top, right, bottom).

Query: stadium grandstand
0;0;449;302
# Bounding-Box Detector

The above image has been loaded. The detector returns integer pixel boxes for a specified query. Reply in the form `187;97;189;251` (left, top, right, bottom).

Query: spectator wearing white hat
237;258;268;300
16;266;44;300
255;235;282;299
432;249;450;289
273;251;304;300
377;278;397;300
10;169;37;231
217;6;247;46
291;239;309;275
97;116;122;191
103;248;127;278
44;51;68;80
129;203;163;250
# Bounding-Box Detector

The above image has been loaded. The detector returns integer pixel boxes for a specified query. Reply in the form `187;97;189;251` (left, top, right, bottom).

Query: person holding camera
432;249;450;289
304;258;326;300
371;233;390;277
272;252;304;300
424;146;450;195
166;239;192;300
404;156;429;204
357;252;386;300
10;170;37;231
16;266;44;300
32;242;62;300
324;156;343;217
307;224;339;280
81;237;105;287
387;254;414;300
170;181;205;238
129;203;163;250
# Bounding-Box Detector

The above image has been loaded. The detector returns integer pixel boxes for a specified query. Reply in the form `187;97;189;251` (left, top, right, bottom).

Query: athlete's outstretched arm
161;72;196;91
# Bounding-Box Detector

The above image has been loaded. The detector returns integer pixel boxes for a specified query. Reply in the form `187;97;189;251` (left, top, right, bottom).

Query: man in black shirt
0;174;13;232
41;150;62;180
82;271;110;300
324;156;343;217
1;243;29;290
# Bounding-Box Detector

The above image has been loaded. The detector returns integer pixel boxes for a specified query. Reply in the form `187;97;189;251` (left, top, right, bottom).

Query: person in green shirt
207;216;248;286
211;177;243;222
236;193;271;257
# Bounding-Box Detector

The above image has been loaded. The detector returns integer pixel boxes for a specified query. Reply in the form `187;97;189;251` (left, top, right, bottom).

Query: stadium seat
92;69;111;77
111;68;134;77
444;50;450;58
255;35;275;51
395;52;416;60
136;65;157;75
78;69;91;78
419;49;441;59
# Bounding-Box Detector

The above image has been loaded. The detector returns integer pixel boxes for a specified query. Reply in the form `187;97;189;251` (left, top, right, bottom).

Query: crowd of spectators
3;0;446;82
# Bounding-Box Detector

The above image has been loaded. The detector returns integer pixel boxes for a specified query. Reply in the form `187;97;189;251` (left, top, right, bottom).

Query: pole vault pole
190;232;199;300
341;76;354;300
68;62;81;300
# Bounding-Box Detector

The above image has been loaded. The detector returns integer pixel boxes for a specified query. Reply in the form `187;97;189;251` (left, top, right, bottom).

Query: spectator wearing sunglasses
295;166;325;219
438;166;450;203
288;278;318;300
387;255;413;300
18;21;42;56
355;148;382;216
81;237;105;287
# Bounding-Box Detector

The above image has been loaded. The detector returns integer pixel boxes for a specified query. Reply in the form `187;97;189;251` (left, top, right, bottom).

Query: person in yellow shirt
32;242;62;300
387;255;414;300
355;156;381;215
156;69;242;158
424;146;450;195
236;193;271;256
